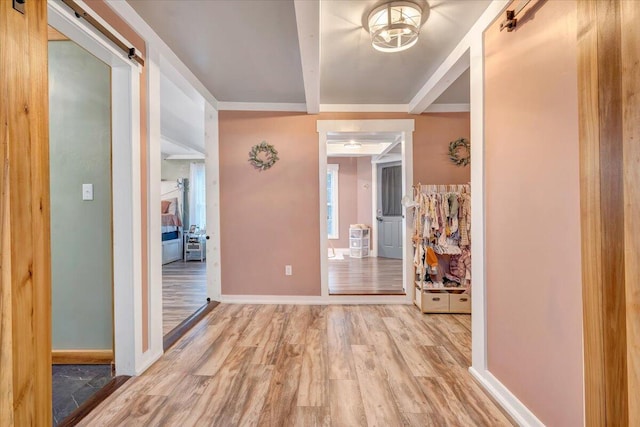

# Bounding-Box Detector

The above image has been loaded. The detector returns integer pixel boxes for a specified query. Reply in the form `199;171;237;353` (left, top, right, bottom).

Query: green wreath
248;141;279;171
448;138;470;167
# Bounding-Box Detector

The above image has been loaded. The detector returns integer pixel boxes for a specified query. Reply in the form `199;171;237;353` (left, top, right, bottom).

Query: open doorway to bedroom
159;70;208;339
325;132;405;295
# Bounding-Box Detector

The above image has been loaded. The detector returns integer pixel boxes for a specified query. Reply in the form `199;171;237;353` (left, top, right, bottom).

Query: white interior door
377;162;403;259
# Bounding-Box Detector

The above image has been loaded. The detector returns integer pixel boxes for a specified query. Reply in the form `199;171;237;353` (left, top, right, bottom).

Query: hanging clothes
409;184;471;288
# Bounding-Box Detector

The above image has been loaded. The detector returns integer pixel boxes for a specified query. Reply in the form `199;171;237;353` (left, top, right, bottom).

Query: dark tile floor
52;364;113;426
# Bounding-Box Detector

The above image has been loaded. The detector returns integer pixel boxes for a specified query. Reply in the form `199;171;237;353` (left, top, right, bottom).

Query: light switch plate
82;184;94;201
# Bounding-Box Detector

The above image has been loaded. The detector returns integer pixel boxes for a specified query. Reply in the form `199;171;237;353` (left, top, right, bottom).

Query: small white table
184;233;206;262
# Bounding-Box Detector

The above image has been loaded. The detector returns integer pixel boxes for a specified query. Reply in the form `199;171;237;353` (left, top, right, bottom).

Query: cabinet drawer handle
459;298;468;302
432;297;440;301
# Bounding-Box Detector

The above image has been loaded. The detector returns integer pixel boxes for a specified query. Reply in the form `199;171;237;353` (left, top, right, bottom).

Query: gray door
377;162;403;259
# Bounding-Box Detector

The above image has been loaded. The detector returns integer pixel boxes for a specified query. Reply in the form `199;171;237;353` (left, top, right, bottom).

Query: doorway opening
318;120;414;301
158;69;209;342
325;134;405;295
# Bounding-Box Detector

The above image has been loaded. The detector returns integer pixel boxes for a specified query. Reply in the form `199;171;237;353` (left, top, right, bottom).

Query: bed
161;180;184;264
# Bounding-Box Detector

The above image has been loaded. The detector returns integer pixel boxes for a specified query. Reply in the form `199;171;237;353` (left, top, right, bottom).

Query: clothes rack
411;183;471;314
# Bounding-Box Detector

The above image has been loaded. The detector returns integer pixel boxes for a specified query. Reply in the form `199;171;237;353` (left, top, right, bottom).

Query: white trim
48;0;143;377
470;35;488;374
372;154;402;164
408;0;510;114
320;104;409;113
205;102;222;301
217;102;308;112
327;164;340;240
370;159;378;257
135;349;163;376
51;0;142;70
48;0;140;72
409;51;470;114
318;120;414;300
469;368;545;427
164;154;206;160
317;120;415;134
104;0;219;108
424;103;471;113
294;0;320;114
373;139;401;162
146;45;164;368
328;248;351;256
220;295;413;305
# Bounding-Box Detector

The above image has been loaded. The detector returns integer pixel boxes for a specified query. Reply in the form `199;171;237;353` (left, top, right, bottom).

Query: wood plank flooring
328;256;404;295
162;261;207;335
79;304;514;426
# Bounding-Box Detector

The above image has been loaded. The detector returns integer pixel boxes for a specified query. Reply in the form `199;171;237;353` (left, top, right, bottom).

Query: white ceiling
326;131;399;157
128;0;305;103
320;0;489;104
127;0;487;108
433;67;470;104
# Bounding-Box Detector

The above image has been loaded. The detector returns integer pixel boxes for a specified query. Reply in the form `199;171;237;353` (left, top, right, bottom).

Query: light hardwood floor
328;256;404;295
80;304;514;426
162;261;207;335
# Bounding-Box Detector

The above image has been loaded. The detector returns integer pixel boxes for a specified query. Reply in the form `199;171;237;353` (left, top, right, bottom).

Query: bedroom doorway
160;159;208;338
158;68;209;342
324;133;405;295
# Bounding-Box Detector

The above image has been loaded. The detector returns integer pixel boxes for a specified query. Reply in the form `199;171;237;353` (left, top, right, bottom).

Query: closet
411;184;471;314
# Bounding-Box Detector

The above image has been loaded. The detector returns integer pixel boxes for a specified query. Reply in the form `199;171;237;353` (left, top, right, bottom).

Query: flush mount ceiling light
367;1;422;53
344;140;362;148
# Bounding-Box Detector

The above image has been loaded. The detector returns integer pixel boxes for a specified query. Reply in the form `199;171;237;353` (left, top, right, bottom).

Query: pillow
167;198;178;216
161;200;171;214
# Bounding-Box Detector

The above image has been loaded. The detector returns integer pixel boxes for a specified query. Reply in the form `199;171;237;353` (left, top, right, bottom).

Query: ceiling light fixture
367;1;422;53
344;140;362;148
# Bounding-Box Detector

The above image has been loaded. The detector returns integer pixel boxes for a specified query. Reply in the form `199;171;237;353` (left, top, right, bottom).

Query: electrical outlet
285;265;292;276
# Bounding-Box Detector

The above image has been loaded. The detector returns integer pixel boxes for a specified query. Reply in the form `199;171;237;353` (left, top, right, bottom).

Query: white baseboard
469;367;544;427
135;349;163;376
328;248;377;257
220;294;411;305
329;248;350;256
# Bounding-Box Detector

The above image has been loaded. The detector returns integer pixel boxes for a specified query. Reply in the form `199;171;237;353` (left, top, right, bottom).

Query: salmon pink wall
484;1;583;425
219;111;470;295
327;157;358;249
413;113;470;185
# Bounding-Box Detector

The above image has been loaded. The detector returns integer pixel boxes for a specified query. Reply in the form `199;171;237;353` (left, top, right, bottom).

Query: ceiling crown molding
217;102;308;112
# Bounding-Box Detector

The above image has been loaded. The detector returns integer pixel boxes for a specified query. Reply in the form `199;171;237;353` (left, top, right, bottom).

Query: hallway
79;304;513;426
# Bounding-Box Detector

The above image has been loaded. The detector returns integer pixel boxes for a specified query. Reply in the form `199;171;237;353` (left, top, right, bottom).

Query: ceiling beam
408;0;511;114
408;48;470;114
373;139;401;162
294;0;320;114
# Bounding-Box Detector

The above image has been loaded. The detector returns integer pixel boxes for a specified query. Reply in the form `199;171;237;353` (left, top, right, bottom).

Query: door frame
48;0;144;375
317;119;414;301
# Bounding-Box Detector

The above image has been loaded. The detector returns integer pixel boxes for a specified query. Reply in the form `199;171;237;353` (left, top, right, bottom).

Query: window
327;164;339;239
189;162;206;230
